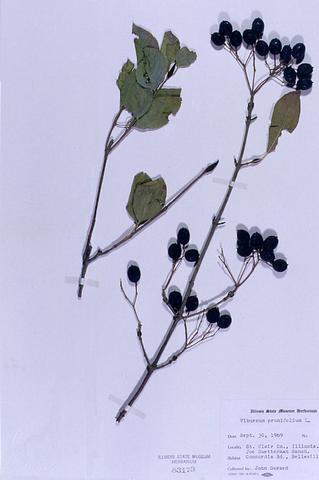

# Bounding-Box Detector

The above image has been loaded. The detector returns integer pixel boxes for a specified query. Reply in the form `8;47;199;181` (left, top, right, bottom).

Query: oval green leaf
126;173;167;225
126;172;151;222
267;91;301;153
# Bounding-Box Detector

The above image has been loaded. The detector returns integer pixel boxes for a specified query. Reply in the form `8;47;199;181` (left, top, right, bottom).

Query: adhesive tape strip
108;394;146;419
213;177;247;190
64;276;100;288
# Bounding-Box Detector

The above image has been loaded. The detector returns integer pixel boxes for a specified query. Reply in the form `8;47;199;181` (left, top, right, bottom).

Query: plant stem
79;162;218;296
115;93;255;423
78;107;135;298
91;163;217;263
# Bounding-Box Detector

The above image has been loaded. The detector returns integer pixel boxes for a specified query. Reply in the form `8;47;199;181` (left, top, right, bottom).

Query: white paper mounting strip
108;394;146;419
64;276;100;288
212;177;247;190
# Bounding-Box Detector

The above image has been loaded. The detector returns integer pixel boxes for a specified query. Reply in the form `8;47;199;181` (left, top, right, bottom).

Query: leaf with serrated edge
132;23;159;49
126;172;151;223
136;47;166;90
161;31;180;70
175;46;197;68
136;88;182;130
120;70;153;118
132;177;167;225
267;91;301;153
117;59;134;90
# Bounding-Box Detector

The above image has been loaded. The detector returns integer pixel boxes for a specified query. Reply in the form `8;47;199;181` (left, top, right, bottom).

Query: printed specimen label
222;400;319;479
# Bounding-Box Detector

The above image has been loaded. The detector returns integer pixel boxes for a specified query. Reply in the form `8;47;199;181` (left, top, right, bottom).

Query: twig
218;247;237;284
155;316;189;370
162;251;185;302
78;63;204;298
183;251;260;320
114;44;290;422
115;89;256;423
120;280;150;366
85;162;218;265
78;108;135;298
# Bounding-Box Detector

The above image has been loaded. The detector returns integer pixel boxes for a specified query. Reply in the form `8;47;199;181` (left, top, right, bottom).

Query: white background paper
1;0;319;478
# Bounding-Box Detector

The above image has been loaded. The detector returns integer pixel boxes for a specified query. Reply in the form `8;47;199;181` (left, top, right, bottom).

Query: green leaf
267;91;301;153
127;174;167;225
134;38;144;65
126;172;167;225
161;31;180;70
132;23;159;49
135;88;182;130
116;59;134;90
175;46;197;68
120;70;153;118
126;172;151;222
136;46;166;90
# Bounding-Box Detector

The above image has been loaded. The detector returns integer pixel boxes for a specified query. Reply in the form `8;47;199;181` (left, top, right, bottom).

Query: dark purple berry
297;63;313;79
243;29;257;46
272;259;288;272
269;38;282;55
186;295;199;312
292;43;305;63
280;45;292;63
206;306;220;323
296;78;313;90
263;236;278;250
168;242;182;261
283;67;297;85
168;291;182;311
219;20;233;36
260;249;275;263
256;40;269;56
252;17;264;36
217;314;232;329
211;32;225;46
127;265;141;283
229;30;242;48
177;227;190;246
185;248;199;263
237;229;250;244
237;244;252;258
250;232;263;251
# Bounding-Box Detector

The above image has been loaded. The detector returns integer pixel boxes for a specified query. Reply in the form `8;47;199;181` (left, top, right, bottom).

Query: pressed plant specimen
77;24;211;298
115;17;313;422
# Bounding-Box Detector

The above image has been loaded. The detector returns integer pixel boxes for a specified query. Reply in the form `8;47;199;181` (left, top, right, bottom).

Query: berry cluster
168;290;199;313
206;305;232;329
237;229;288;272
165;226;200;313
284;62;313;91
168;226;199;264
211;17;313;91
